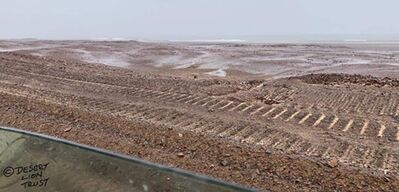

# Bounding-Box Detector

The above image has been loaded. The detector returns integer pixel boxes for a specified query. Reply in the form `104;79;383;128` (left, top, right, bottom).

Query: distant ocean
162;34;399;44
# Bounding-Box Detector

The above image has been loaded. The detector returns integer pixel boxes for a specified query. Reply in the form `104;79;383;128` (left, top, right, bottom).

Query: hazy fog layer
1;0;399;40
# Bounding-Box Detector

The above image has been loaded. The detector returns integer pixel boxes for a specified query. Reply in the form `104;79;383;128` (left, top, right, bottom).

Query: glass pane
0;127;253;192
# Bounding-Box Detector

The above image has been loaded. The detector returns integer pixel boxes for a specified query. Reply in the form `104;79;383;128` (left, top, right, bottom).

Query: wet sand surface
1;40;399;79
1;40;399;191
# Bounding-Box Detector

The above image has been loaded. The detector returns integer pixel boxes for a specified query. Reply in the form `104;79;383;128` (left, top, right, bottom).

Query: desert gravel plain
1;40;399;191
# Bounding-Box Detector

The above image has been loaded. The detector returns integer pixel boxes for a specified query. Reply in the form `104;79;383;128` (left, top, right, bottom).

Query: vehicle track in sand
1;52;399;191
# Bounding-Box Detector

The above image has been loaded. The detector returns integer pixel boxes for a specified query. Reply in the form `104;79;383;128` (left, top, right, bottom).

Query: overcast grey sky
1;0;399;40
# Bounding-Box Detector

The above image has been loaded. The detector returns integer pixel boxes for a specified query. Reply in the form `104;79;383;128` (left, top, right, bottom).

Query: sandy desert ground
1;40;399;191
